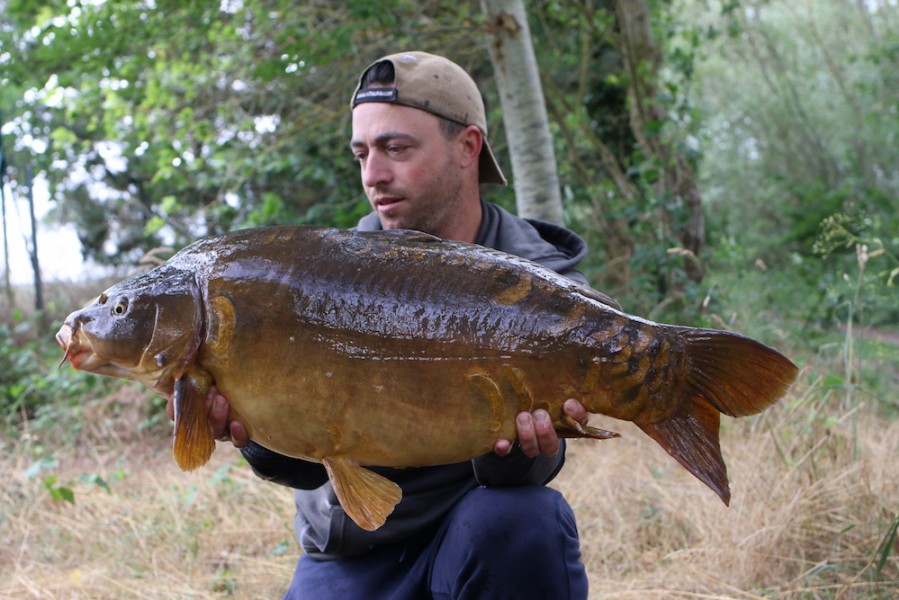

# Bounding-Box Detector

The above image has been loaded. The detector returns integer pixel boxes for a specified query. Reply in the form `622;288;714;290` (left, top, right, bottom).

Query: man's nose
361;153;392;188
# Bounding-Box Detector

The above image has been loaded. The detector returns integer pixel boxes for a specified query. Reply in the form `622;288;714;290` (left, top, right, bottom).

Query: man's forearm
240;442;329;489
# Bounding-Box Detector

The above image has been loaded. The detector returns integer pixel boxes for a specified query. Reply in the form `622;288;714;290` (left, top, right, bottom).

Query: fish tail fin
640;328;798;504
638;402;730;504
172;375;216;471
678;328;799;418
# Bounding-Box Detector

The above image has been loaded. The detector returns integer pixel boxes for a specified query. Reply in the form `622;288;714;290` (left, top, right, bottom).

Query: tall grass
1;363;896;598
565;378;899;598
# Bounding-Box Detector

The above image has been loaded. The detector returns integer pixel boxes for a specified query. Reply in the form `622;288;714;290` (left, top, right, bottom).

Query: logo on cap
353;87;399;105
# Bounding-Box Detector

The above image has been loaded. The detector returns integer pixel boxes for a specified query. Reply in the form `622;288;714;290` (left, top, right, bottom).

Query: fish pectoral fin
637;399;730;506
322;457;402;532
555;414;620;440
172;373;216;471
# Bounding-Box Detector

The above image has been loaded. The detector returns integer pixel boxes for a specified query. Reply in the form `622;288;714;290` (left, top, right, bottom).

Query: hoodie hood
356;200;589;285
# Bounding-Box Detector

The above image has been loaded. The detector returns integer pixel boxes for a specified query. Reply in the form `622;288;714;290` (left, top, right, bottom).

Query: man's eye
353;152;367;163
386;145;407;155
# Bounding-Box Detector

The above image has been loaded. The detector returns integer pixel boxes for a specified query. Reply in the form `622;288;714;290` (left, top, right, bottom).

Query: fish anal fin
638;400;731;506
556;414;620;441
322;457;402;532
172;373;216;471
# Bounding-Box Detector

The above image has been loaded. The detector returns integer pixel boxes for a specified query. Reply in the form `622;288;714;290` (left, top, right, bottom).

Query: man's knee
446;485;578;551
430;486;587;599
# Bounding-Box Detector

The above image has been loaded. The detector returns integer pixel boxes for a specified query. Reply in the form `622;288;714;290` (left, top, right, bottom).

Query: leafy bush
0;319;118;437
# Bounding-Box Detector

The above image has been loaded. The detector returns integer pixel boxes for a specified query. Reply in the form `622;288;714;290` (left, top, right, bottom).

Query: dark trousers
283;486;588;600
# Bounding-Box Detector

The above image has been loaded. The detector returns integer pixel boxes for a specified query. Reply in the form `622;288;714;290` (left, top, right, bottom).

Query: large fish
56;226;797;531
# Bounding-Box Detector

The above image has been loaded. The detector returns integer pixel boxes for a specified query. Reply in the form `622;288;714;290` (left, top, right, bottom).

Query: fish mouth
55;323;109;373
55;322;162;385
56;324;78;366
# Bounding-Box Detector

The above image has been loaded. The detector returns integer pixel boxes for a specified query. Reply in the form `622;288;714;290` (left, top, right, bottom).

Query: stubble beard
376;155;464;237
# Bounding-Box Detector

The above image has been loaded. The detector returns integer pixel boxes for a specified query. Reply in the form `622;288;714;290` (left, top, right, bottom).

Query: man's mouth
374;196;404;208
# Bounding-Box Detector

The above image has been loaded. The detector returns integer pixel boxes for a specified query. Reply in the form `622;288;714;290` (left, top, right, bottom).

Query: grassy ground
1;372;896;599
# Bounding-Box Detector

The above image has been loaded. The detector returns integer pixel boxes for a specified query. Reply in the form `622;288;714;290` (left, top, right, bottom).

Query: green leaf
42;475;76;504
25;457;59;480
79;473;112;493
876;514;899;574
270;541;291;556
144;215;166;236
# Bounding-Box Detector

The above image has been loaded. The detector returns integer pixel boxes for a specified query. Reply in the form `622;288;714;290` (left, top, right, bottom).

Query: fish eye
112;298;129;316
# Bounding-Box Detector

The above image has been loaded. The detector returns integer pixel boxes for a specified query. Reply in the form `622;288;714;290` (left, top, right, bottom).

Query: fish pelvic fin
172;372;216;471
638;402;730;505
556;414;621;441
322;457;402;532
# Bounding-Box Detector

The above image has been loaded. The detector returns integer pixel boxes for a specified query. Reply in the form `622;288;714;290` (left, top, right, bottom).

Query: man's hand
166;386;249;448
493;398;588;458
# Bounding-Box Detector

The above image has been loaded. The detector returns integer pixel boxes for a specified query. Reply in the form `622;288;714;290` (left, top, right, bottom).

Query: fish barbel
56;226;798;531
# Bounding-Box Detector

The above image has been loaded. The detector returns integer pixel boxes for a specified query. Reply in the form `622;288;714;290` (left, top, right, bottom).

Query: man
188;51;614;599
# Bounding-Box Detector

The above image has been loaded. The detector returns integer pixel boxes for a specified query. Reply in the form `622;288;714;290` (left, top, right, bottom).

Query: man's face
351;102;464;236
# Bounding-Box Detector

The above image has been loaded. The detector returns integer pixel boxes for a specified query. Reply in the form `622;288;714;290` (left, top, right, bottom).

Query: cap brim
479;140;507;185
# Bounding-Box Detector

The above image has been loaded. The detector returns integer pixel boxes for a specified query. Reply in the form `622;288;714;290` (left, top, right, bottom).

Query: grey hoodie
240;201;617;560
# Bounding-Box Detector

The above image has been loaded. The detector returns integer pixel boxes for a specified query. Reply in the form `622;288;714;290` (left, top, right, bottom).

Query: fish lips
55;323;117;376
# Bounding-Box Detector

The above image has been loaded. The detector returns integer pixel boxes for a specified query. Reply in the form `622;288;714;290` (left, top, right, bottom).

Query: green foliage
0;317;118;438
813;212;899;326
528;0;720;318
23;454;121;505
1;0;491;264
2;0;896;339
41;474;75;504
1;0;717;319
876;514;899;575
692;0;898;327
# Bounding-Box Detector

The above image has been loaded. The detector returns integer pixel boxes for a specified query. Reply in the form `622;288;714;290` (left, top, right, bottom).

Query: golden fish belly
207;334;616;467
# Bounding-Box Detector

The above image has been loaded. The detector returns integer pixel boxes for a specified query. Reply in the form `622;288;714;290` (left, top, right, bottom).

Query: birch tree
481;0;564;224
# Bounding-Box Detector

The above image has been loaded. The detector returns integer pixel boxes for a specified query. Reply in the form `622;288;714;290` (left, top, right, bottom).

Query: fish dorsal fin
637;400;730;505
172;372;216;471
380;229;443;244
322;457;402;531
574;284;622;311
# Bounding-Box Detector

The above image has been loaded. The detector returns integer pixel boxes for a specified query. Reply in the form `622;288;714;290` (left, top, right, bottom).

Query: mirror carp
56;226;798;531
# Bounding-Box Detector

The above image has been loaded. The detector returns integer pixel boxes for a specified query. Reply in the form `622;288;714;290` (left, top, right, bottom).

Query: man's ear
457;125;483;170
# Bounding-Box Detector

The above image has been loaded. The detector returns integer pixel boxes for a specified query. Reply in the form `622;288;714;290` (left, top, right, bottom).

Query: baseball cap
351;51;507;185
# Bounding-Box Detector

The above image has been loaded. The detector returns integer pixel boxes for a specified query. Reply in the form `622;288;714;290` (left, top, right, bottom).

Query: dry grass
1;375;897;598
560;371;899;599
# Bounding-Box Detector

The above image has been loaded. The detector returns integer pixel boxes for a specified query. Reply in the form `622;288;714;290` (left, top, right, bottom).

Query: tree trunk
0;118;13;309
25;164;44;315
1;180;12;309
615;0;705;282
481;0;564;224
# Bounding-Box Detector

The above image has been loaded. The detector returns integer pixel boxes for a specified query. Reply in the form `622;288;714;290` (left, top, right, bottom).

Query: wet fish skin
56;226;798;531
